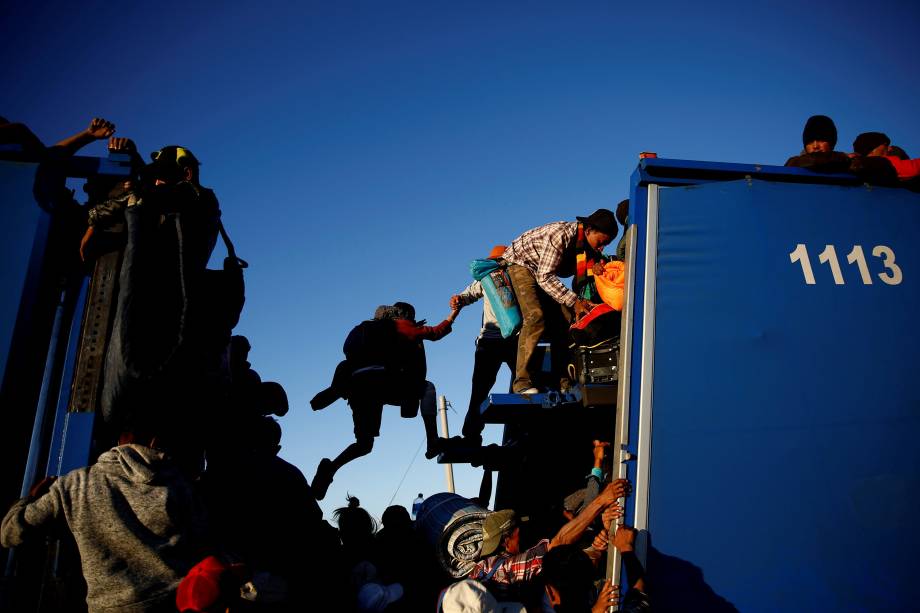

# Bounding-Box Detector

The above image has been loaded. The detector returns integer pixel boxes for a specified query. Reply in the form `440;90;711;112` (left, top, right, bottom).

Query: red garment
393;318;453;342
393;317;452;385
883;155;920;179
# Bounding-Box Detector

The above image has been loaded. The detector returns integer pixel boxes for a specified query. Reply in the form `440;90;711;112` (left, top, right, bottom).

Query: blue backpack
469;259;522;338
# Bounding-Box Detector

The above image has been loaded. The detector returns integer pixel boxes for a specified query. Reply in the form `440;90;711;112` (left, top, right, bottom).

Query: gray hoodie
1;444;206;612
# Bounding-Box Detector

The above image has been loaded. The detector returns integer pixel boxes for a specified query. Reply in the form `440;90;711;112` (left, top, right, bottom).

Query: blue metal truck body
618;158;920;612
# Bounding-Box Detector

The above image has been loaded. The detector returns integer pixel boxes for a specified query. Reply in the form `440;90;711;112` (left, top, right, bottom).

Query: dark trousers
506;264;573;392
461;335;518;439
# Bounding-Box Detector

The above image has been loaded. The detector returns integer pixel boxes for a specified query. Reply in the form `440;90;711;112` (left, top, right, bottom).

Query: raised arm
394;310;460;342
613;525;646;593
451;280;484;310
50;117;115;156
550;480;628;550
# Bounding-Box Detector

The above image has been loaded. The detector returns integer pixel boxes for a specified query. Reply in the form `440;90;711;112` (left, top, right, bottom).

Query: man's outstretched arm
549;479;629;550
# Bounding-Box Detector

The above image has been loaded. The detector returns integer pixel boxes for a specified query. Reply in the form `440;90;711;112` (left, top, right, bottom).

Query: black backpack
343;319;398;368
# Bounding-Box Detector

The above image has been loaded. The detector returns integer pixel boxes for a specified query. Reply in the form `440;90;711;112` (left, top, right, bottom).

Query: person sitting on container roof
853;132;920;181
784;115;851;172
848;132;900;185
467;480;627;603
502;209;616;395
888;145;910;160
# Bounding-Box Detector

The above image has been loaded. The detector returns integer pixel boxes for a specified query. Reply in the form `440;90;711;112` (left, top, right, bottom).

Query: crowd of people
0;111;916;612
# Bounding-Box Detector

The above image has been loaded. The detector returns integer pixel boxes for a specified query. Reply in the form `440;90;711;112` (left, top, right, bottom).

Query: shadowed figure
310;302;458;500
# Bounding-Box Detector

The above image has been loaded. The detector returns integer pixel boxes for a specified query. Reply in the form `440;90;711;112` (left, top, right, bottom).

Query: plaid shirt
502;221;579;307
468;539;550;600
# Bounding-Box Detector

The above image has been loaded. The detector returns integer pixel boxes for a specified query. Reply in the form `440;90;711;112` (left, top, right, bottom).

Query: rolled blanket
415;493;489;578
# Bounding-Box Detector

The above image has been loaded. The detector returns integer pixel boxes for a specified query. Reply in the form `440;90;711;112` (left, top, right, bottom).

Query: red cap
176;556;228;612
487;245;507;260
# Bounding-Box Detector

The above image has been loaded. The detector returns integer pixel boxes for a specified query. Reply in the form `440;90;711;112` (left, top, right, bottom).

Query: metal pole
19;288;68;498
6;286;68;580
438;395;455;493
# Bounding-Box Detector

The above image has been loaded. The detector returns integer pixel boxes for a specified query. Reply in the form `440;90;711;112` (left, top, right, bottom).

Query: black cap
853;132;890;156
576;208;618;236
803;115;837;149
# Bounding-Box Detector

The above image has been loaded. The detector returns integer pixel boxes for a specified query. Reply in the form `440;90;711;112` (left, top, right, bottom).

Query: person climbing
501;209;616;394
310;302;458;500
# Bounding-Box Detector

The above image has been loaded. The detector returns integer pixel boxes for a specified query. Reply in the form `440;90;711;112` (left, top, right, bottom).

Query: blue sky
3;0;919;520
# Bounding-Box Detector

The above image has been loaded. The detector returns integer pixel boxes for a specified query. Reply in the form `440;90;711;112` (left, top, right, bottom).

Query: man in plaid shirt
468;480;627;602
501;209;617;393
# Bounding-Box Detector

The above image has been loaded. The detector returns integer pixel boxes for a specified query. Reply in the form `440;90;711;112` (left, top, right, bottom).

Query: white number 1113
789;244;902;286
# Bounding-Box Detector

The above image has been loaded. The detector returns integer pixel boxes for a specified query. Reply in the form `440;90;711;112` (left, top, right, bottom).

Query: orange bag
595;261;625;311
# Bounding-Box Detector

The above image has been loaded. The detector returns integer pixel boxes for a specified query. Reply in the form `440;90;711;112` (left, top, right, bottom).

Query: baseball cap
480;510;517;558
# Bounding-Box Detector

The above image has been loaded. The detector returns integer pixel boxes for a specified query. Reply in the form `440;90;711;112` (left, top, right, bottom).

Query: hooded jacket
1;444;206;612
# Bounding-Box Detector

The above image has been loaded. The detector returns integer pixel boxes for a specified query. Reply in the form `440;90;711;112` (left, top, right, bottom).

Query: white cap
356;582;404;613
440;580;526;613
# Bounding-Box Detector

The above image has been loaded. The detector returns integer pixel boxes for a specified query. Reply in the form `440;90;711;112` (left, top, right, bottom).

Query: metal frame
615;224;639;480
608;222;640;589
633;156;863;188
634;184;660;563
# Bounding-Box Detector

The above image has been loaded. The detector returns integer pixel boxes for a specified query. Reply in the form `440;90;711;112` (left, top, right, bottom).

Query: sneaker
517;387;540;395
425;438;445;460
311;458;334;501
310;388;339;411
460;433;483;448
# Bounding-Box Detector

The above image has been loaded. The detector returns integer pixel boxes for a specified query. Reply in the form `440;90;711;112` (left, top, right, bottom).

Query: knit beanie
802;115;837;149
853;132;890;156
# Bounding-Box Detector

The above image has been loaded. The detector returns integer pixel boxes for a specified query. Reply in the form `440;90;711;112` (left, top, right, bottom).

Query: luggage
470;259;522;338
595;260;626;311
569;303;620;347
415;493;489;578
572;338;619;385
